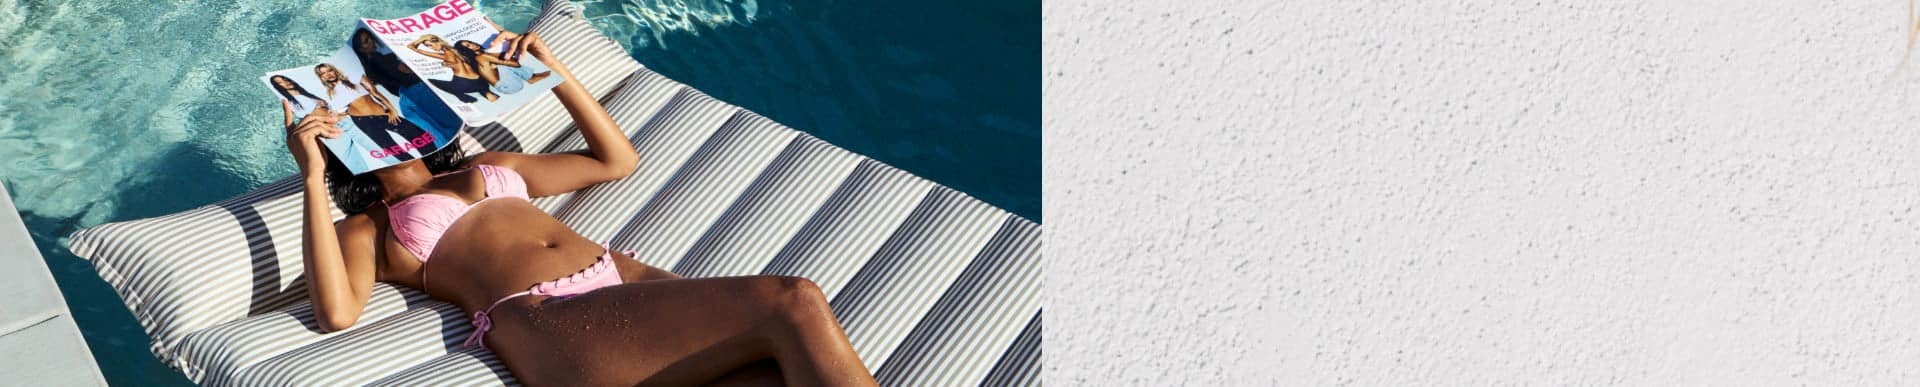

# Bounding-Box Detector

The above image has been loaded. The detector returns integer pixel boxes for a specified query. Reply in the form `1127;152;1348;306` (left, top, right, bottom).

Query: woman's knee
746;276;831;317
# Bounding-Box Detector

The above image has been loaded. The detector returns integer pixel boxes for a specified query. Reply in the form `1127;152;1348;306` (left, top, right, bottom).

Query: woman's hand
482;16;522;56
407;36;443;58
514;31;558;69
497;30;522;48
283;101;343;177
364;76;404;125
513;31;539;56
464;28;637;196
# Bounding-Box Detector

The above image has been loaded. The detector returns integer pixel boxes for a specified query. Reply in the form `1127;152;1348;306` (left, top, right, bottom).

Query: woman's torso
472;55;502;85
440;54;481;79
365;167;616;312
288;95;327;116
366;54;422;89
327;84;386;117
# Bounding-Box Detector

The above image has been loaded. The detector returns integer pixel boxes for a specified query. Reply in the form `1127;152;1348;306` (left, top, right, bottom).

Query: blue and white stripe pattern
673;134;863;278
606;111;799;269
63;1;1040;385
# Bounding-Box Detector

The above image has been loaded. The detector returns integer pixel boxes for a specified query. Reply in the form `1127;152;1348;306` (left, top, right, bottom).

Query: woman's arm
407;37;448;61
284;102;380;333
476;53;522;68
480;18;526;60
486;19;527;60
470;32;639;196
361;76;396;111
361;76;403;123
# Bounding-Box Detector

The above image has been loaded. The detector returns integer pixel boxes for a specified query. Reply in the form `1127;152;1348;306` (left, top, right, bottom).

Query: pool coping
0;184;107;386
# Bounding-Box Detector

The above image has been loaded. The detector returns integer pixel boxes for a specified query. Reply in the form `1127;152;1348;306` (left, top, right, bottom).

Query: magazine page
260;43;462;174
363;0;563;124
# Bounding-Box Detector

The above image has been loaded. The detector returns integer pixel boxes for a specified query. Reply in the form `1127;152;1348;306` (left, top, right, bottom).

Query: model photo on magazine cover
262;45;458;174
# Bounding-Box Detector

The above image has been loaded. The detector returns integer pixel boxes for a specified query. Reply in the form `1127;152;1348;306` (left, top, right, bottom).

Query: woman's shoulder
465;151;526;168
460;156;532;184
465;161;526;181
334;210;384;241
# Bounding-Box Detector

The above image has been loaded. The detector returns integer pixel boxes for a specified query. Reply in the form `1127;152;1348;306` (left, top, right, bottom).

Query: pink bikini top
386;164;530;263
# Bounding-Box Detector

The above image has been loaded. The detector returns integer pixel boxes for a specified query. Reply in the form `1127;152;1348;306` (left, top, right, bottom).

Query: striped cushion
66;1;1042;385
479;0;641;154
980;311;1044;387
605;111;799;269
761;160;937;299
66;179;312;368
62;1;641;380
173;283;428;385
530;69;686;214
672;135;864;278
875;219;1041;385
366;348;517;386
829;187;1011;371
224;303;472;386
550;88;738;244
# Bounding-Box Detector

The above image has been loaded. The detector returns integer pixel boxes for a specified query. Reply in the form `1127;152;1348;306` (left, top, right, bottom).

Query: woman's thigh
485;276;818;386
614;254;680;282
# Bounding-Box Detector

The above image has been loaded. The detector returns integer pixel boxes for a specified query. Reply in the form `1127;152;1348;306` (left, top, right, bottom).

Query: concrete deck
0;184;105;386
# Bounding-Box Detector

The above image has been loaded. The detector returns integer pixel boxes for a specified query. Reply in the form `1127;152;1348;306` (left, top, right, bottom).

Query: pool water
0;0;1036;384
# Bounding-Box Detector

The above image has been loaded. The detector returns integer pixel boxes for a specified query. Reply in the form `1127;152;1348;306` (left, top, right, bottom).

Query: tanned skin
285;31;877;387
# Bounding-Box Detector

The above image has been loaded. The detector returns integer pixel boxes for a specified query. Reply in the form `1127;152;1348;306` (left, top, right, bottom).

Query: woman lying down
282;30;877;386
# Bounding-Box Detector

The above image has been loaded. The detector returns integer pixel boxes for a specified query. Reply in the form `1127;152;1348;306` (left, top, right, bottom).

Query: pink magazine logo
370;132;436;159
363;0;477;35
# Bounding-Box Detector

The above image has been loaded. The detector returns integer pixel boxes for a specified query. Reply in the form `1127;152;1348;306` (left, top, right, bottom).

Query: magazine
363;0;562;124
260;0;561;174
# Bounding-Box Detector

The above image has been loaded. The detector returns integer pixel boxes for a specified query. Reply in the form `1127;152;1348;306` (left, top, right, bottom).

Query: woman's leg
428;78;480;103
490;66;530;95
486;276;876;386
349;116;416;161
704;360;785;387
388;119;431;158
399;84;463;131
612;258;788;385
388;118;428;140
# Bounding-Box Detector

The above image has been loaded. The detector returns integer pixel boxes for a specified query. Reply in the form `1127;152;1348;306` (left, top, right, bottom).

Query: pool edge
0;184;107;386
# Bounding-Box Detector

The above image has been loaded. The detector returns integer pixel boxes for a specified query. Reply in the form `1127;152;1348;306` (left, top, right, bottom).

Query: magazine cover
363;0;563;124
260;43;462;174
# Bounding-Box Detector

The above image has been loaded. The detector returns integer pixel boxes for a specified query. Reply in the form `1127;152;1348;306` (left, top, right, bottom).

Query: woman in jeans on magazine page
271;75;325;112
408;34;501;103
284;31;878;386
351;28;464;133
316;63;432;161
472;17;555;96
458;38;552;96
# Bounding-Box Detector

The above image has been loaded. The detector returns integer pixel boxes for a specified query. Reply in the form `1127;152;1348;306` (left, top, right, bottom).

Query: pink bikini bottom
463;246;631;349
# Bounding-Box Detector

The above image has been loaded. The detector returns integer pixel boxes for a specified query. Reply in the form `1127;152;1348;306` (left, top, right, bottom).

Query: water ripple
0;0;1037;384
0;0;758;226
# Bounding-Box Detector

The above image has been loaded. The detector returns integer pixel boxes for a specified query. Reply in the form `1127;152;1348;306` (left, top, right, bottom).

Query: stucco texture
1045;1;1920;385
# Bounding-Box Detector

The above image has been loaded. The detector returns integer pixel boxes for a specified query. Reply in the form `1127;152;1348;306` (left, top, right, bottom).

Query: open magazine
260;0;562;174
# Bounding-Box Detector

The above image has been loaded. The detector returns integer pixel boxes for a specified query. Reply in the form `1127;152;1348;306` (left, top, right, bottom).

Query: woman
316;63;432;162
409;34;498;103
269;75;325;112
352;28;463;132
284;32;877;386
457;38;553;96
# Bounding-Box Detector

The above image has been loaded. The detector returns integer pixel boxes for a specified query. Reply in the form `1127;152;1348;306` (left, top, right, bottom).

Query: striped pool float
64;1;1041;385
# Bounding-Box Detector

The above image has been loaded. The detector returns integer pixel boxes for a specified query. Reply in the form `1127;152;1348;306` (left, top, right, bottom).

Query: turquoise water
0;0;1036;384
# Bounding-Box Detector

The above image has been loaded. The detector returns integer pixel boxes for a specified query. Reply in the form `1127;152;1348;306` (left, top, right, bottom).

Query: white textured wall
1047;1;1920;384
